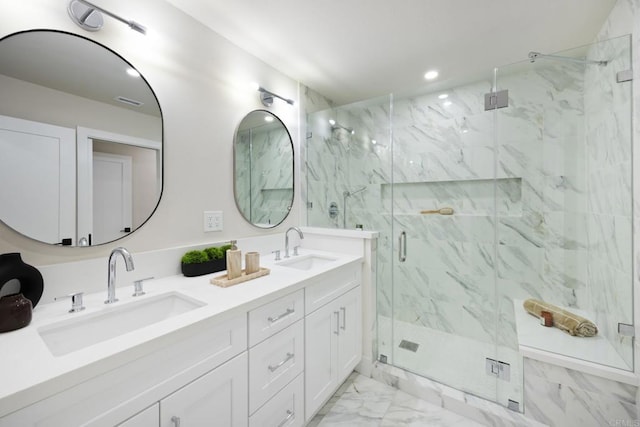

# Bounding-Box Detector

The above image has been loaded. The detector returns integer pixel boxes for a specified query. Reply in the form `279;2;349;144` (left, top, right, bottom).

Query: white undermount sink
38;292;206;356
276;254;337;270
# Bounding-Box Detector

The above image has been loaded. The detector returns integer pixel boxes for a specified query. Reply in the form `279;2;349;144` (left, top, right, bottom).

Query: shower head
329;119;354;134
528;51;608;66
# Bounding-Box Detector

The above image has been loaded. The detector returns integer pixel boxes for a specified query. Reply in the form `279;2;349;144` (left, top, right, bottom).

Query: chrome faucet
106;247;135;304
284;227;304;258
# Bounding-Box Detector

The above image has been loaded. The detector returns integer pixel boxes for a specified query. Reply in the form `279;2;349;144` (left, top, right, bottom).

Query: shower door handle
399;231;407;262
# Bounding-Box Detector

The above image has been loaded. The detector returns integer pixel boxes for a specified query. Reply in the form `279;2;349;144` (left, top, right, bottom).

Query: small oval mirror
234;110;293;228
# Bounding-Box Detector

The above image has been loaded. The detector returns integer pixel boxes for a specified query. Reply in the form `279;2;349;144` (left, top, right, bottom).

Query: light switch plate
204;211;223;232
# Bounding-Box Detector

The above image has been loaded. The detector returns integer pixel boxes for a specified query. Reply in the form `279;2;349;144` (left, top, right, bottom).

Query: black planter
0;253;43;308
181;258;226;277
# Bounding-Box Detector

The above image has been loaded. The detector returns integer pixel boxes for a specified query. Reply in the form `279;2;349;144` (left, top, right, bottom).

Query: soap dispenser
226;240;242;279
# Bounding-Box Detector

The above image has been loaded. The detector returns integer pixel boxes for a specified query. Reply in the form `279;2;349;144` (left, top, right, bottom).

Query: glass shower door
387;85;501;403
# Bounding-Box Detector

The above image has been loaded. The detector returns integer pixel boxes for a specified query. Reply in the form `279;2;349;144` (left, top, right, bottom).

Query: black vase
0;293;32;332
0;253;44;308
181;258;227;277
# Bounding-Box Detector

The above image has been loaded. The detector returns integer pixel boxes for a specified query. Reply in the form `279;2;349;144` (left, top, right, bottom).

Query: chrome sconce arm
257;86;295;107
68;0;147;35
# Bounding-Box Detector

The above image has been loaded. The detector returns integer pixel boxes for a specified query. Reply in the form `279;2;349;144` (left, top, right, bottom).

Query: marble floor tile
311;374;487;426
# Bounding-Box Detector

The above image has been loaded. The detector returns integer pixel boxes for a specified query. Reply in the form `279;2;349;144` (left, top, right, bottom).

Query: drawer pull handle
334;311;340;335
171;416;181;427
277;410;294;427
268;352;294;372
340;307;346;330
268;307;295;323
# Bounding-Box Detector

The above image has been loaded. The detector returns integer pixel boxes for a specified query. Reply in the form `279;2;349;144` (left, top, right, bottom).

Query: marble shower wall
235;125;293;226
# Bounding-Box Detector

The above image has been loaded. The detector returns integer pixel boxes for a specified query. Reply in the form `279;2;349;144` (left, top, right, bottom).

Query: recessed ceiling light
126;68;140;77
424;70;439;80
329;119;336;126
438;93;448;99
371;139;377;145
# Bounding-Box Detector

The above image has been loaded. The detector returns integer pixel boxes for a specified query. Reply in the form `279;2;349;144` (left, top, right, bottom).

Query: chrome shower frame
528;51;608;66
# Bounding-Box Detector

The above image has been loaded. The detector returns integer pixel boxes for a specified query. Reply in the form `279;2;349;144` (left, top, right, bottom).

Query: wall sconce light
255;85;295;107
68;0;147;35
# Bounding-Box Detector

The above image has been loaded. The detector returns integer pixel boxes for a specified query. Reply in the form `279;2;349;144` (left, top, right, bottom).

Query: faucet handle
55;292;85;313
272;250;281;261
293;246;300;256
133;277;154;297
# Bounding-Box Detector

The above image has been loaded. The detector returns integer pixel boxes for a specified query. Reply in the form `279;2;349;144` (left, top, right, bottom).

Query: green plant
181;244;231;265
181;250;209;265
204;246;223;260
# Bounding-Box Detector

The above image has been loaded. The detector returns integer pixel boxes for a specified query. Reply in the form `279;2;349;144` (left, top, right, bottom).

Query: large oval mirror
0;30;162;246
234;110;293;228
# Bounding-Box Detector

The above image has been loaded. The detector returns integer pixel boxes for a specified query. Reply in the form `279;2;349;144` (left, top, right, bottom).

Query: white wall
0;0;302;266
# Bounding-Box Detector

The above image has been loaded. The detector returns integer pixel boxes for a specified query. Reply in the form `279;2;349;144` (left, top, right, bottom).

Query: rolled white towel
523;298;598;337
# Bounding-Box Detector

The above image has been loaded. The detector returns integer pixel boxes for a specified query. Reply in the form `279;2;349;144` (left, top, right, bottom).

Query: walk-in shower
304;34;633;411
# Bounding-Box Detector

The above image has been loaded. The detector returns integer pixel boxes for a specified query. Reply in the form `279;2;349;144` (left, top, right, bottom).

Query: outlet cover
204;211;223;232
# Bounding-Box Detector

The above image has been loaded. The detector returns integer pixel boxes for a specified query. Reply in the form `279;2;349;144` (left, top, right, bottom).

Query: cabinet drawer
249;374;304;427
305;262;360;314
249;320;304;414
249;290;304;347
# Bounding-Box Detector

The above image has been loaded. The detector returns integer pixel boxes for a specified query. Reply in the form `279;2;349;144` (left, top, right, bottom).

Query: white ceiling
0;31;161;117
166;0;617;106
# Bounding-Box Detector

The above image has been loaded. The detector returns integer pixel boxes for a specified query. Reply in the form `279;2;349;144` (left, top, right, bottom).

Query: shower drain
398;339;420;352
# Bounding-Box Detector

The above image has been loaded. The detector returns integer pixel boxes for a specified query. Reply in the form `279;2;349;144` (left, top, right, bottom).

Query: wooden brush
420;207;454;215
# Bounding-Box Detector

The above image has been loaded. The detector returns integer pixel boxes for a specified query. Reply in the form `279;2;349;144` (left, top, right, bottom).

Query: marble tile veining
310;373;486;427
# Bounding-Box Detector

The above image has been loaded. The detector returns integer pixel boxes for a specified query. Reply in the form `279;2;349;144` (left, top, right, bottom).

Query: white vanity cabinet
0;314;247;427
0;255;366;427
304;264;362;422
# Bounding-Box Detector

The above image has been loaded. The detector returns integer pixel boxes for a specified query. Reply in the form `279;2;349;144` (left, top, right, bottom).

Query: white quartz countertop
0;248;362;417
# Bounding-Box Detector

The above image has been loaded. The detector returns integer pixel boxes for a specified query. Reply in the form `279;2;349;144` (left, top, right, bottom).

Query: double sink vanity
0;247;363;427
0;26;369;427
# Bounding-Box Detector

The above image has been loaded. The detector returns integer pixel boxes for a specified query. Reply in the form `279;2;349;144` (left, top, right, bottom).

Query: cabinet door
337;286;362;381
161;352;248;427
304;301;339;421
118;404;159;426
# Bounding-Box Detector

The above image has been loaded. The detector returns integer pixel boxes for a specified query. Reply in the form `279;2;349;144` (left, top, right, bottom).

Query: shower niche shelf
381;177;522;217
